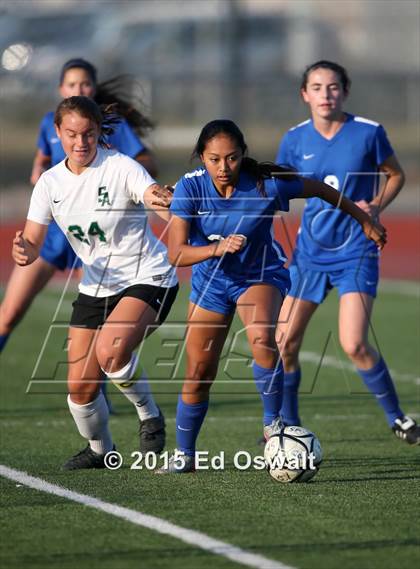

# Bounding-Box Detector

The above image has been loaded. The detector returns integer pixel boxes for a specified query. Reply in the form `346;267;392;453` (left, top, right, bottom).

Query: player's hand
147;184;173;208
362;219;387;250
12;230;30;265
355;200;380;221
213;234;247;256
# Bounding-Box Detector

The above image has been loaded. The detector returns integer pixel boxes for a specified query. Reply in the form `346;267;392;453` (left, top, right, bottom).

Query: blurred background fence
1;0;419;241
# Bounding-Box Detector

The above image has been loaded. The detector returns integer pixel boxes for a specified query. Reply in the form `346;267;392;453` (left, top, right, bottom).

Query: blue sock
252;361;284;426
357;357;403;426
0;334;10;353
176;396;209;456
281;368;301;426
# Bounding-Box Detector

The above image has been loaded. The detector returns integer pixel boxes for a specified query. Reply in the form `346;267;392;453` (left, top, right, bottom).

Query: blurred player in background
276;60;419;445
0;58;157;410
157;119;386;473
12;96;177;469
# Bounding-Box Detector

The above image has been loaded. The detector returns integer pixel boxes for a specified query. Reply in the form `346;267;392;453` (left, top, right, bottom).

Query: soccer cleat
139;407;166;454
155;450;195;474
63;444;114;470
263;417;284;441
258;418;300;446
392;416;420;446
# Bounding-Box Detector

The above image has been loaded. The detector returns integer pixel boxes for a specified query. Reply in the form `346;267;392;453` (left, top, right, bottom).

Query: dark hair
59;59;154;137
54;96;121;147
60;58;97;85
301;60;351;94
192;119;296;196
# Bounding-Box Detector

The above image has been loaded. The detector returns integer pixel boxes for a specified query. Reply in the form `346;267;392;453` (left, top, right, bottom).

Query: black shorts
70;283;179;330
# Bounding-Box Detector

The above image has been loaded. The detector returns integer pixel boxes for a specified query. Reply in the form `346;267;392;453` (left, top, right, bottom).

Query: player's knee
341;340;369;361
96;342;131;373
248;328;276;354
102;353;138;386
182;379;211;399
68;381;99;405
185;362;215;396
280;336;301;365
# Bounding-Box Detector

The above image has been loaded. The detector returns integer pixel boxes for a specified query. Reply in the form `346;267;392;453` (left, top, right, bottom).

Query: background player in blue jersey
156;119;386;473
0;58;157;358
275;60;419;445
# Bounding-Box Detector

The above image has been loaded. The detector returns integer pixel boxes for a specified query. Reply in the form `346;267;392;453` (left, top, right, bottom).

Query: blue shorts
288;257;379;304
190;268;290;315
40;221;82;271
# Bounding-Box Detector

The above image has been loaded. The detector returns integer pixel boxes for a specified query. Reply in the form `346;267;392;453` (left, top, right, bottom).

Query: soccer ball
264;425;322;483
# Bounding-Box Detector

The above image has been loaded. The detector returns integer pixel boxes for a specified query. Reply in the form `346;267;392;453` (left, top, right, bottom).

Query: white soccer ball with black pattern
264;425;322;483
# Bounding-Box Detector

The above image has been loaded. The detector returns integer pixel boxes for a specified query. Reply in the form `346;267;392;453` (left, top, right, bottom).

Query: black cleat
63;445;112;470
139;408;166;454
392;416;420;446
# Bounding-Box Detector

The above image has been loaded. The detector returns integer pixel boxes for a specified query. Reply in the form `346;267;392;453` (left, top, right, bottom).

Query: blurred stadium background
1;4;419;567
1;0;419;280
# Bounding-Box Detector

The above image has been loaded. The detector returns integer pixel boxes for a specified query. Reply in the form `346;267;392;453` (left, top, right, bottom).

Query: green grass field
1;282;419;569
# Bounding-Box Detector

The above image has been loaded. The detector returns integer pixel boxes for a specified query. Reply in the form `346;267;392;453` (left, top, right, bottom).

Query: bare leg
65;326;114;462
338;292;377;369
275;295;319;425
182;303;232;404
0;260;56;336
276;294;319;372
236;284;284;427
339;291;404;428
95;296;168;452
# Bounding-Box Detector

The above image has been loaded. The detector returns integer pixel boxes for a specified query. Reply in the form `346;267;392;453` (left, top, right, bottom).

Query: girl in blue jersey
276;61;419;445
157;119;386;473
0;59;157;359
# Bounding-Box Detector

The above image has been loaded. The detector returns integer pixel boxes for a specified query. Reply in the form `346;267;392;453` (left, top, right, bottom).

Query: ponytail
94;75;154;137
241;158;298;196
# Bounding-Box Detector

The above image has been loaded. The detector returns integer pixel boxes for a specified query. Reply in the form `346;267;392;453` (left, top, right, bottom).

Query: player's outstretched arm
12;221;47;266
301;178;387;249
143;183;174;222
167;215;246;267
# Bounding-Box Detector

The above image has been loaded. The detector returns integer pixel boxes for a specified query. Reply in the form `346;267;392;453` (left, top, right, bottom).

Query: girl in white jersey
12;96;178;470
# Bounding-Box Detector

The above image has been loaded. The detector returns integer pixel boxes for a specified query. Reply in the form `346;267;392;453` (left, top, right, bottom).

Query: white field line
0;465;293;569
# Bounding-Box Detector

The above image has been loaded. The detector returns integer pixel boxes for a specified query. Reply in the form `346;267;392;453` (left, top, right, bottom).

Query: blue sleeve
275;132;291;165
37;114;52;156
372;125;394;166
170;177;196;220
275;177;304;211
107;120;146;158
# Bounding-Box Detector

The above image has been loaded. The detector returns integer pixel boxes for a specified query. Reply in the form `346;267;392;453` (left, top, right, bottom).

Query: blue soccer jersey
37;111;146;165
170;168;303;283
276;114;394;270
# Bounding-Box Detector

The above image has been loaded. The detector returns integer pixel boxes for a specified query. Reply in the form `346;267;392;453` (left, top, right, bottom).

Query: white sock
67;392;113;455
104;354;159;421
